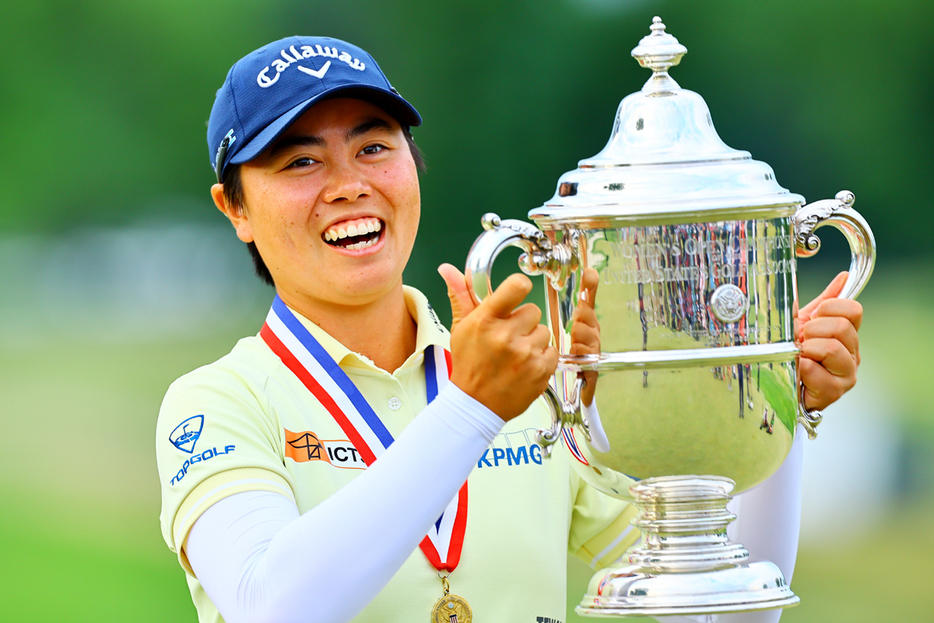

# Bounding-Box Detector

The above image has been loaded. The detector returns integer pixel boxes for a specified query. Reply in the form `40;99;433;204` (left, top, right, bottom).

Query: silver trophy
465;17;875;617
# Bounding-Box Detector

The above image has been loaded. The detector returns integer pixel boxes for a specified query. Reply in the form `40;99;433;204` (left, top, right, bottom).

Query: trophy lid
530;17;805;226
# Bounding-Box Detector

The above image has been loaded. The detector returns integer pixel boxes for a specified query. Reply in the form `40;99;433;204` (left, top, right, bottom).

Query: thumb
799;271;848;321
438;263;477;330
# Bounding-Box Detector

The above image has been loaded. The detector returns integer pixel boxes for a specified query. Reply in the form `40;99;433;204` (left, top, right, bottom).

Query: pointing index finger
483;273;534;319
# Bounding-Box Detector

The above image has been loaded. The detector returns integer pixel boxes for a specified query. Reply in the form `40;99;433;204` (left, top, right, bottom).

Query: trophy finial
631;16;687;82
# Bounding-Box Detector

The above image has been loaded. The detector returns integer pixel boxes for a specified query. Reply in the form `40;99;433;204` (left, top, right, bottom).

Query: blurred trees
1;0;931;295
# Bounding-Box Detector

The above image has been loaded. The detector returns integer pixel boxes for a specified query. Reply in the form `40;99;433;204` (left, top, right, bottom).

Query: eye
286;156;318;169
359;143;387;157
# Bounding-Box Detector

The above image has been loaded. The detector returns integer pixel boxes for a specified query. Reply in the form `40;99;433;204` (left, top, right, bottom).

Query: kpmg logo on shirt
169;415;204;453
477;428;544;469
284;429;367;470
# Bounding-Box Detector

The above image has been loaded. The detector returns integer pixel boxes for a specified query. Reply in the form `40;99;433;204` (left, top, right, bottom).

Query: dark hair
222;127;424;286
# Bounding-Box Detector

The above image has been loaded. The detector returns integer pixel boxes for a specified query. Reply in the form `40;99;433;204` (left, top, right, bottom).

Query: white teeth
345;237;377;250
324;218;382;244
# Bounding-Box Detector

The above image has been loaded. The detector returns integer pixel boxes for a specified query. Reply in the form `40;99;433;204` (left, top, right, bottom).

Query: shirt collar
282;286;450;372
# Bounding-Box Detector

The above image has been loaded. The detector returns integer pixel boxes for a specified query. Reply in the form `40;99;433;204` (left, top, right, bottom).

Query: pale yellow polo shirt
156;287;638;622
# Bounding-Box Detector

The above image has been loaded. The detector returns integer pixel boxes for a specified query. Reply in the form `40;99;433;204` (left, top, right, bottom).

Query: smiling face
214;97;421;316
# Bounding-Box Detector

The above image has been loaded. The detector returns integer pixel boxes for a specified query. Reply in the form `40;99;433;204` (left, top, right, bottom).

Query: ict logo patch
169;415;204;454
284;429;366;470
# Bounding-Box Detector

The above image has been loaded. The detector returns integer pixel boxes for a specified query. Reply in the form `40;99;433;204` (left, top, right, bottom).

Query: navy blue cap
208;36;421;183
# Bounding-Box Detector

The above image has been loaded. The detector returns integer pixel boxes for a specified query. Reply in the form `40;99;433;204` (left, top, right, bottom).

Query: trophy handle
464;212;578;304
538;377;589;457
792;190;876;437
792;190;876;300
465;213;586;453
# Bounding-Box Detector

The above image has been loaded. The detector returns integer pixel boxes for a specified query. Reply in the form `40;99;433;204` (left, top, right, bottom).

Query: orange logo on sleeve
284;429;330;463
283;429;366;469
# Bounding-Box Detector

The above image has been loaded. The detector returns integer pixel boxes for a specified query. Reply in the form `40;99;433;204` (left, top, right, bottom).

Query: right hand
438;263;558;421
796;271;863;411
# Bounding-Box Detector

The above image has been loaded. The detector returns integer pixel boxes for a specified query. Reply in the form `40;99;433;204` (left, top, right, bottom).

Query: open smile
323;217;383;250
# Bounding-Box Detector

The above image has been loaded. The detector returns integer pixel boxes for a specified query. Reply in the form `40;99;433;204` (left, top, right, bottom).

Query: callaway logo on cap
207;36;421;183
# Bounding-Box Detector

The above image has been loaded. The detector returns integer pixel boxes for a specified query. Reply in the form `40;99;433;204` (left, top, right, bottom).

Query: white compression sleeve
185;383;504;623
658;426;805;623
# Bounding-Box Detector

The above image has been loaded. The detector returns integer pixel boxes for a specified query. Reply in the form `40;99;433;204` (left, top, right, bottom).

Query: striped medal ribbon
562;426;590;466
259;295;467;572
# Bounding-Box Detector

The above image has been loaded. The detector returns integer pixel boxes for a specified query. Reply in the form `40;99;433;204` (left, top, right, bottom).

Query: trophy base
576;475;799;617
576;561;799;617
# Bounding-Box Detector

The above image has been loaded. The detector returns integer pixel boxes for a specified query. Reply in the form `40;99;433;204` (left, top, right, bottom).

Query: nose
322;161;371;204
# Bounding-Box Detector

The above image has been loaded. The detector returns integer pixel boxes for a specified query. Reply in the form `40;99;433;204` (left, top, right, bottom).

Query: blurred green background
1;0;932;621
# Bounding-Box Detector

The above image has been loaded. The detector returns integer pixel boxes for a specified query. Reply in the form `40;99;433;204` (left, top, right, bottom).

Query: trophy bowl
465;17;875;617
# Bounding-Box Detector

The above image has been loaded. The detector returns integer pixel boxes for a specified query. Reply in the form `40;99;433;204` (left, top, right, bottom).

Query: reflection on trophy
465;17;875;617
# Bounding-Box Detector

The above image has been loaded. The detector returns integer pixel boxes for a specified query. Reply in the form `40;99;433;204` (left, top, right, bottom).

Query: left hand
569;268;601;406
438;264;558;421
797;271;863;411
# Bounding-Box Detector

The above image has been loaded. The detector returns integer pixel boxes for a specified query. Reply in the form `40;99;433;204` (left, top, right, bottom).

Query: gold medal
431;573;472;623
431;593;472;623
